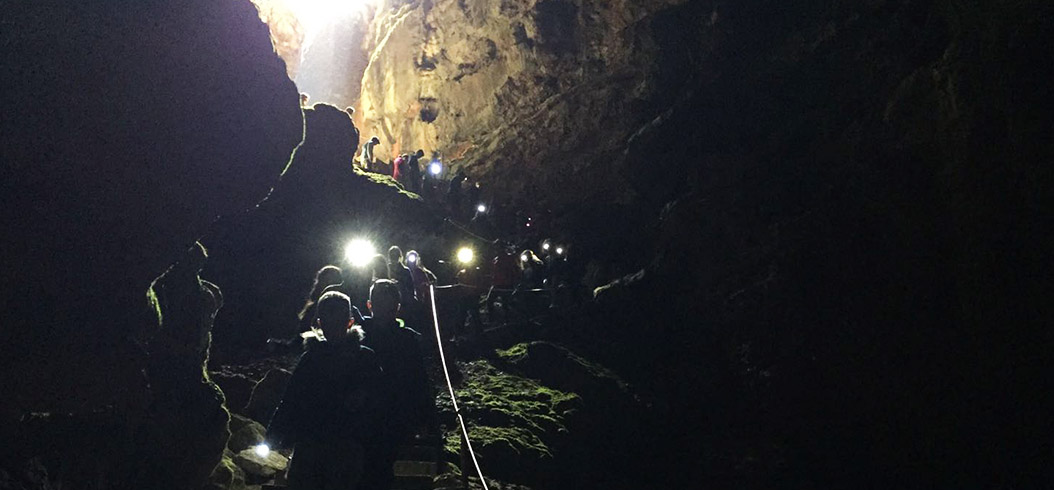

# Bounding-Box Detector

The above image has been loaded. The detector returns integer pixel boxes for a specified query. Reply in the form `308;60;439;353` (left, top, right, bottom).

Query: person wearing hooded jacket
266;291;382;490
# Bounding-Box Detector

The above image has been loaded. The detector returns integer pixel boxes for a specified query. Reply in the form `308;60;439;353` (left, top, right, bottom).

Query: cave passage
3;1;1050;489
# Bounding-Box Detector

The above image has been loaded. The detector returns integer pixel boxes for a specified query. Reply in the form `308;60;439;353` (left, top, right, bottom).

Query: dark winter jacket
266;341;382;448
359;317;436;443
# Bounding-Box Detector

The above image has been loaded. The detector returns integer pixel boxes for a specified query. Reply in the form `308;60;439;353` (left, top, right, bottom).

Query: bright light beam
284;0;373;30
457;247;474;265
254;443;271;458
345;239;376;268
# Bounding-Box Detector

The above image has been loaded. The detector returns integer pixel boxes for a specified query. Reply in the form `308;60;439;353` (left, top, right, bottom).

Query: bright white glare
555;247;564;255
429;162;442;175
283;0;373;31
542;242;550;251
407;252;419;264
520;254;528;262
344;239;375;268
457;247;474;264
254;443;271;458
477;204;487;213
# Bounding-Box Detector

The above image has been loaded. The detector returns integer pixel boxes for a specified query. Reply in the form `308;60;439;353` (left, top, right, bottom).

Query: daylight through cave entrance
252;0;375;110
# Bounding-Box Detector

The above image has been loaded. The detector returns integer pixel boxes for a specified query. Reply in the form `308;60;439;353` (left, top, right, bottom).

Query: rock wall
0;0;302;412
587;1;1054;487
356;0;686;206
0;1;302;487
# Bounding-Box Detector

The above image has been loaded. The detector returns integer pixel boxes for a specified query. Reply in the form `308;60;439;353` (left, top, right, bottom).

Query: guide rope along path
429;284;490;490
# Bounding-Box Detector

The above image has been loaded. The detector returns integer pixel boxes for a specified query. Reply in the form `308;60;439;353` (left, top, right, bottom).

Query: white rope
429;284;490;490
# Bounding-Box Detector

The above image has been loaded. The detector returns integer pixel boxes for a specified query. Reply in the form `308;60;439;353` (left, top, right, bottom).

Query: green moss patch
441;360;581;465
354;166;423;201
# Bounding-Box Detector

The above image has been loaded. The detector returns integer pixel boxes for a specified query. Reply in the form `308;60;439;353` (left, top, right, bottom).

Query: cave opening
252;0;376;110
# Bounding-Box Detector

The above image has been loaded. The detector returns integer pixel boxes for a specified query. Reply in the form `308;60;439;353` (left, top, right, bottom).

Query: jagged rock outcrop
138;243;231;489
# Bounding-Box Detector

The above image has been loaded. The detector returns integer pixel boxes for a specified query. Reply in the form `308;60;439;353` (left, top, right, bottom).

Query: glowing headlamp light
429;162;442;175
344;239;376;268
456;247;474;264
477;204;487;213
254;443;271;458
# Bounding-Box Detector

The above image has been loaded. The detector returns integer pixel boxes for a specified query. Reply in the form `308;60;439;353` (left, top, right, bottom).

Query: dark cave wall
0;1;302;487
593;0;1053;486
0;0;302;404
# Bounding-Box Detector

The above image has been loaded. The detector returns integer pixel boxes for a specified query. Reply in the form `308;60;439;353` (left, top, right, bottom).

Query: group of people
358;136;486;221
359;138;428;192
270;247;438;490
443;240;573;336
268;234;578;490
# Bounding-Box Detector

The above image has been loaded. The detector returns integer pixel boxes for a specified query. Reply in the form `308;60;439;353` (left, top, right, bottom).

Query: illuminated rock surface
357;0;686;206
232;448;289;479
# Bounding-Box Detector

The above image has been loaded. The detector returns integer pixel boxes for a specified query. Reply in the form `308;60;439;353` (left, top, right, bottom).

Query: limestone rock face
357;0;686;206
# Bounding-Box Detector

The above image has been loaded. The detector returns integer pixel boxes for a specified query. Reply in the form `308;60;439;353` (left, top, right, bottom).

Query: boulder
204;449;247;490
232;448;289;480
228;414;267;452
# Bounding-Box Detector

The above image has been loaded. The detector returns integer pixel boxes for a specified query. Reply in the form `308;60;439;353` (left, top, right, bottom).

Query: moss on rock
440;360;580;482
